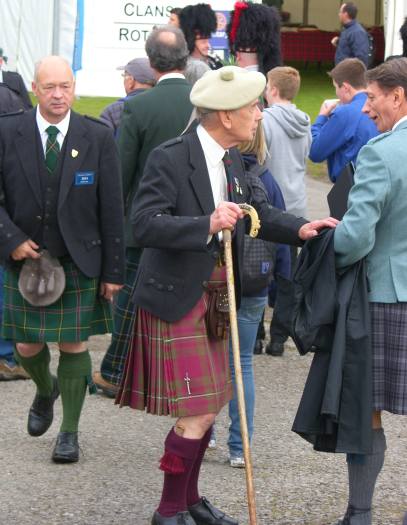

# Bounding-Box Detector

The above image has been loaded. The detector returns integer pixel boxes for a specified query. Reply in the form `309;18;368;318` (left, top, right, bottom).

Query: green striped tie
45;125;60;174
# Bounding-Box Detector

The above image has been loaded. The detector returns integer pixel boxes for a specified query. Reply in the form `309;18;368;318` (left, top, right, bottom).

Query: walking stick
223;203;261;525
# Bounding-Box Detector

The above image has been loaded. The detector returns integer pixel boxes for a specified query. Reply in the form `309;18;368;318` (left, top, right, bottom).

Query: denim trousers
0;266;15;363
228;295;267;458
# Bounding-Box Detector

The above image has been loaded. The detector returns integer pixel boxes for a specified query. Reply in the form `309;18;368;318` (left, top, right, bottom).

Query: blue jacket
335;20;370;66
309;92;378;182
242;154;291;298
335;120;407;303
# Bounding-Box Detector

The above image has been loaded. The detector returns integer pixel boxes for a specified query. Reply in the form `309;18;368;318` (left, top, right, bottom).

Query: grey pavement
1;176;406;525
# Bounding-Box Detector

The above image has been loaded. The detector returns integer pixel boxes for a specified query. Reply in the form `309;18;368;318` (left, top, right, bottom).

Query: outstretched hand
298;217;339;241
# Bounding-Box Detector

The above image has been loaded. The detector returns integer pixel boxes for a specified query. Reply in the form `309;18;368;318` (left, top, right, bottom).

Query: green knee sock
58;350;93;433
16;345;53;397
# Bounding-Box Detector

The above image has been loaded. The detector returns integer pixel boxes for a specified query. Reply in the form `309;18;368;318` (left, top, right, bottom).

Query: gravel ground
0;176;405;525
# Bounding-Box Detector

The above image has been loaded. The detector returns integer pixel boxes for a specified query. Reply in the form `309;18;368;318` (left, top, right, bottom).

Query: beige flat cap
190;65;266;110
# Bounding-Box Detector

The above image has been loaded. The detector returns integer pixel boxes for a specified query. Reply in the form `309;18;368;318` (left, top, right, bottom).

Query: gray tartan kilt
371;302;407;415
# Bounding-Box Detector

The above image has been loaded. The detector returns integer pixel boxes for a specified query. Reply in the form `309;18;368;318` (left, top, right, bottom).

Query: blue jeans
0;266;14;364
228;295;267;458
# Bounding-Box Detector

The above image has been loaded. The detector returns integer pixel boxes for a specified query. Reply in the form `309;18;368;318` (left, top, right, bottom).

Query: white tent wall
0;0;77;89
384;0;407;56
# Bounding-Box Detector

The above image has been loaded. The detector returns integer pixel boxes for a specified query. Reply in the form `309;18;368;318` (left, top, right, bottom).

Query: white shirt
36;107;71;155
196;124;228;242
157;72;185;83
392;114;407;131
196;124;227;207
0;69;3;82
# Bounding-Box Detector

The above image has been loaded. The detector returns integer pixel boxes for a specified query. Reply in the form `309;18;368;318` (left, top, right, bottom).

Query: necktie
45;125;60;174
222;152;235;202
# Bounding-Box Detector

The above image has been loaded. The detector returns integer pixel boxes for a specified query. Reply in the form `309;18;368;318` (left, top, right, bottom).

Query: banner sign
75;0;235;96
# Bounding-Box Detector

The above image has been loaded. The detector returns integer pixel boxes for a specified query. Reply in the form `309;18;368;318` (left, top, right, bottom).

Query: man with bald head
117;65;337;525
0;56;125;463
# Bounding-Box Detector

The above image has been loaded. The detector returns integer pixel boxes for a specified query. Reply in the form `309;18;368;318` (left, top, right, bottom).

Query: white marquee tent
0;0;406;97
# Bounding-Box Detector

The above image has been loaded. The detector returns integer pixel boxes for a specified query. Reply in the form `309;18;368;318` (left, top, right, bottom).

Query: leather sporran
18;250;66;307
205;286;230;340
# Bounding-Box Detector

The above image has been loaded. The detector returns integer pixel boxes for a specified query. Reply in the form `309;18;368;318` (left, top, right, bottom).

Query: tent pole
303;0;309;25
52;0;60;55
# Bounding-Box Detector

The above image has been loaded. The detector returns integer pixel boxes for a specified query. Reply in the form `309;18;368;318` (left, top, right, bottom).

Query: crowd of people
1;2;407;525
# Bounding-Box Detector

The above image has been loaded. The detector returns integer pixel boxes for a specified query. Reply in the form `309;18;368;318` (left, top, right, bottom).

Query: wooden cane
223;203;261;525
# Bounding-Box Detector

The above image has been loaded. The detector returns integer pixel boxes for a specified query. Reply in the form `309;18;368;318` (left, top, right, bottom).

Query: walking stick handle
222;203;261;525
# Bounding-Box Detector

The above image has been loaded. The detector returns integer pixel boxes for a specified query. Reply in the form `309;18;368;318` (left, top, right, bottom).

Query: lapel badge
234;177;243;195
71;149;79;158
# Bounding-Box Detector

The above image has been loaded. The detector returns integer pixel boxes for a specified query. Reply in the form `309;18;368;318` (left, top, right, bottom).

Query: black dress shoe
52;431;79;463
265;341;285;356
189;497;238;525
27;376;59;437
253;339;263;355
151;510;196;524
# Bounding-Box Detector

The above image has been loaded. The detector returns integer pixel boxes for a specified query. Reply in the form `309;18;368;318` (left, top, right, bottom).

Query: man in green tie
0;55;125;463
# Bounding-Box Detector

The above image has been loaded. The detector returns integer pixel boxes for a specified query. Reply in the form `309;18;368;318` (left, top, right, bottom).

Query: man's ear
218;110;233;130
393;86;405;108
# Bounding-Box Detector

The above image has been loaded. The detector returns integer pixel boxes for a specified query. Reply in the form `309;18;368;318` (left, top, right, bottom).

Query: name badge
75;172;95;186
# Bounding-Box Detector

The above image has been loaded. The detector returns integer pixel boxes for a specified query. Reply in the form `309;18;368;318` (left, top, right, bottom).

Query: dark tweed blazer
0;109;125;283
131;130;307;322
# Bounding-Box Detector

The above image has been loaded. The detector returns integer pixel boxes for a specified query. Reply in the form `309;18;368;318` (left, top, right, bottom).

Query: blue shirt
309;92;379;182
335;20;370;66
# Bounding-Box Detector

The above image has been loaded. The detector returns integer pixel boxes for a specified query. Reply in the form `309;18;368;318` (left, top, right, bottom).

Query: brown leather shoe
92;371;119;398
0;360;30;381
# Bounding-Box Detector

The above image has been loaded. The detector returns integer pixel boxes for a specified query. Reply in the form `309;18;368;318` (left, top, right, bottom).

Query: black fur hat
179;4;217;55
227;1;282;75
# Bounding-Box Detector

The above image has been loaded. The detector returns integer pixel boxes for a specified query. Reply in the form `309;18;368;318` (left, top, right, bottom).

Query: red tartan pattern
117;266;233;417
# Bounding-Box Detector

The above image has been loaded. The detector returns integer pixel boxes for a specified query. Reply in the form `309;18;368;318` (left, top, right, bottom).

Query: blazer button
167;285;174;291
157;283;164;290
92;240;97;245
114;268;119;273
115;238;121;243
148;278;155;284
36;215;42;221
212;251;219;259
202;281;208;287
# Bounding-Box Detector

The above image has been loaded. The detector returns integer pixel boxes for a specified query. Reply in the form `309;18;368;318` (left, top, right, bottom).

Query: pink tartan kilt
116;266;233;417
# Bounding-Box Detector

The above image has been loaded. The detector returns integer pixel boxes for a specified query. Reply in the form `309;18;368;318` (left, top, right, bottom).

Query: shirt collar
196;124;226;167
392;114;407;131
36;107;71;137
157;73;185;83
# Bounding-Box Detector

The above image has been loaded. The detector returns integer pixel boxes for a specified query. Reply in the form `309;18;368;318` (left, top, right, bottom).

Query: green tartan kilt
1;259;113;343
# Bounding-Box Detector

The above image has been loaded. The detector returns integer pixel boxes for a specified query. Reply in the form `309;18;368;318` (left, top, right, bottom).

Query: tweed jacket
118;77;193;248
131;130;307;323
334;119;407;303
0;109;125;284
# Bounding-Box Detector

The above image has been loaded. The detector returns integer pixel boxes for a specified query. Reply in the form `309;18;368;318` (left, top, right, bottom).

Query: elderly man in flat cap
116;66;337;525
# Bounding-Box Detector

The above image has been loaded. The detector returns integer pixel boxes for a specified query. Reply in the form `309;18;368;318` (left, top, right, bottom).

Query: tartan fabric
117;265;233;417
100;249;139;385
2;259;112;342
371;302;407;415
45;125;60;174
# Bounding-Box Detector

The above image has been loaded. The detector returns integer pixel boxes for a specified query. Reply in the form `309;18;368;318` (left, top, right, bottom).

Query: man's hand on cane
209;202;244;234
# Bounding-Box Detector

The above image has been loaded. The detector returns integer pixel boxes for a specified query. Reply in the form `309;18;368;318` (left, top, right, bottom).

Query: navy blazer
0;109;125;284
130;130;307;322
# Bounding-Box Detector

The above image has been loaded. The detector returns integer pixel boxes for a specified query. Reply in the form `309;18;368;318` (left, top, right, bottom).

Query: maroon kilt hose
117;265;233;417
371;302;407;415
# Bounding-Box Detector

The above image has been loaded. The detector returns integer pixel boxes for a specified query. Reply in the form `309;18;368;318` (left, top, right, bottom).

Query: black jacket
1;70;33;109
131;130;307;322
290;229;373;454
0;109;125;284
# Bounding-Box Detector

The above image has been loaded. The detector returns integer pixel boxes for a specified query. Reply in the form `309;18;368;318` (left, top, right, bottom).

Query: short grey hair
184;58;210;86
145;25;189;73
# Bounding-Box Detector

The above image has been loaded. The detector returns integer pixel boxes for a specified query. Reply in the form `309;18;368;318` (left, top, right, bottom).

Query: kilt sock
16;344;53;396
187;426;212;506
344;428;386;525
58;350;92;432
157;428;201;517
